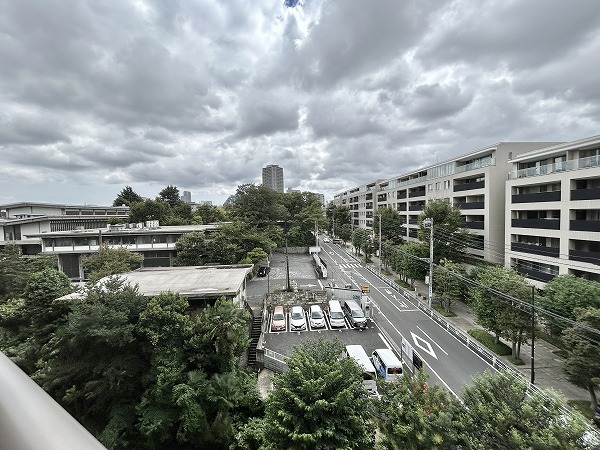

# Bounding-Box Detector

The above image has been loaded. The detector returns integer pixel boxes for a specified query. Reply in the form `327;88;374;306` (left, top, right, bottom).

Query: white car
290;306;306;331
322;237;330;243
309;304;326;328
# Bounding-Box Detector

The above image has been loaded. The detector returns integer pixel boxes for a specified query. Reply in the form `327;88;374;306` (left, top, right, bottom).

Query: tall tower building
262;164;284;192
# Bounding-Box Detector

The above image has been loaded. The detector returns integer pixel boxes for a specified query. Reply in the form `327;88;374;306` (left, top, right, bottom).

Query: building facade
262;164;284;192
505;135;600;286
334;142;560;265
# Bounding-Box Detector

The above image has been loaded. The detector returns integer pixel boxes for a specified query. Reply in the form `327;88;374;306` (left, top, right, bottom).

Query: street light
377;214;382;273
423;217;434;308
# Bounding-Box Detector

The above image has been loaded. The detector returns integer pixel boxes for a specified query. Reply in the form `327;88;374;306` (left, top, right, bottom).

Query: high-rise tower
262;164;284;192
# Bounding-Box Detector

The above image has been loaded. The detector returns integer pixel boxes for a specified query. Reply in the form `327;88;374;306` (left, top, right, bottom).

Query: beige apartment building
334;141;560;265
505;135;600;286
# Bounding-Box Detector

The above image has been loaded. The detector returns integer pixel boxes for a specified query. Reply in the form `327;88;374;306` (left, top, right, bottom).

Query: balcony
366;212;373;218
397;203;407;211
409;189;426;198
377;194;387;202
397;191;407;199
408;219;419;225
366;193;373;200
454;180;485;192
464;221;484;230
570;220;600;232
571;187;600;200
455;157;495;174
515;266;556;282
511;218;560;230
569;250;600;266
408;229;418;238
511;242;559;258
409;204;424;211
508;154;600;180
511;191;561;203
456;201;484;210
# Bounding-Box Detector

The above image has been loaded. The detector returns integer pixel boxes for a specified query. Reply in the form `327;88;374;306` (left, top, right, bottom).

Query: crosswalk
338;262;361;270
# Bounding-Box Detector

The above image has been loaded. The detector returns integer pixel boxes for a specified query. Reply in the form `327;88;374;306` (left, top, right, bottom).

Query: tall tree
129;199;171;224
325;204;351;238
459;370;590;449
264;338;375;450
418;199;466;263
395;241;429;286
562;307;600;409
373;206;405;245
82;244;144;283
173;231;210;266
226;184;287;227
193;204;226;224
113;185;143;207
0;244;56;301
376;369;462;449
469;266;532;358
538;275;600;337
158;185;183;208
433;259;465;312
352;228;372;262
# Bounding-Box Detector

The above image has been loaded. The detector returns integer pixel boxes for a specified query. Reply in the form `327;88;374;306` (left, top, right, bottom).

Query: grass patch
394;279;412;290
432;305;456;317
507;356;525;365
467;329;512;356
536;330;565;349
568;399;594;421
553;349;568;359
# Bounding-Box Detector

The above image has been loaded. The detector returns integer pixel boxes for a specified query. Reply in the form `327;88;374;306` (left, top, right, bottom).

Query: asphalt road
247;244;492;397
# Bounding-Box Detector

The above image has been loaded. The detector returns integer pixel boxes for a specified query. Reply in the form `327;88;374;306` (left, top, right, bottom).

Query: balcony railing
515;266;556;282
569;249;600;266
456;201;484;210
408;189;426;198
508;155;600;180
511;242;559;258
455;158;495;174
511;191;561;203
409;204;424;211
570;220;600;232
511;218;560;230
464;221;484;230
571;187;600;201
454;180;485;192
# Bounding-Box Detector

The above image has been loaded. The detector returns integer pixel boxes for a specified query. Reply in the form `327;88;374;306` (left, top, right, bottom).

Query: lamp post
423;217;434;308
531;285;535;385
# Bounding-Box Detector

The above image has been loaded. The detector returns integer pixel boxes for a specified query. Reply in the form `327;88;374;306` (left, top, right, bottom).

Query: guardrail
0;352;107;450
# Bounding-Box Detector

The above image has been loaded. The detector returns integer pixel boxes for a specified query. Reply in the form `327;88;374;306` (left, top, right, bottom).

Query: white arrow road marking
385;289;392;295
411;331;438;359
417;326;448;356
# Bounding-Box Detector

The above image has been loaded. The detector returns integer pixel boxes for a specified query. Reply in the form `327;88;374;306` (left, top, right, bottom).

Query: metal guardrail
0;352;107;450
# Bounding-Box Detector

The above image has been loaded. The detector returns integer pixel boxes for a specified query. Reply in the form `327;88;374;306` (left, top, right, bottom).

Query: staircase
248;313;262;368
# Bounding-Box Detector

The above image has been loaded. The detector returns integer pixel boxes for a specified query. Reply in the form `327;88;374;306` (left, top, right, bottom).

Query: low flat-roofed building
59;265;253;308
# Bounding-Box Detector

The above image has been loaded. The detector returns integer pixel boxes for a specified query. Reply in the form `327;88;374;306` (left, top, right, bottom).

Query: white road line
417;325;448;356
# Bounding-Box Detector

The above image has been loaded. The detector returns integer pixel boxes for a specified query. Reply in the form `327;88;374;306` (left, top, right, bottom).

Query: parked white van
372;348;403;382
345;345;379;398
328;300;345;328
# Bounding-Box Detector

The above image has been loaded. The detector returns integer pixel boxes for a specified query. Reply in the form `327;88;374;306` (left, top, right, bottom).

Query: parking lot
247;250;398;360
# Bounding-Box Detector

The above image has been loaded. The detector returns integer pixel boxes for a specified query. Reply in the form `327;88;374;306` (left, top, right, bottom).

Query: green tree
539;275;600;337
264;338;375;450
459;370;590;449
113;185;143;207
82;244;144;283
226;184;287;228
174;231;209;266
158;185;183;208
243;247;269;265
396;241;428;286
0;244;57;301
562;307;600;409
374;207;405;245
469;266;532;358
325;204;351;239
352;228;372;262
193;204;226;224
418;199;466;263
129;199;171;224
376;369;462;449
433;259;465;312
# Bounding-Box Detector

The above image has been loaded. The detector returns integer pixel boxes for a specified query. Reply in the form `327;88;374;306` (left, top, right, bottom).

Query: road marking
410;331;438;359
417;325;448;356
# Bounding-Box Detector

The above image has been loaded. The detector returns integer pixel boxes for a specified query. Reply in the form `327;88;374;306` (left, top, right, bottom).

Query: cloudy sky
2;0;600;206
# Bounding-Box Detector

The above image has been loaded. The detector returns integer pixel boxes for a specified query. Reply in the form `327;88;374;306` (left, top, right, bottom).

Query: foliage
468;266;532;358
129;198;172;224
433;259;466;312
325;204;351;238
352;228;372;262
393;241;428;285
193;203;227;224
244;247;269;265
113;185;143;207
418;199;466;263
467;329;512;356
562;307;600;409
82;244;143;283
374;206;405;245
174;231;210;266
458;370;591;449
0;244;57;301
158;185;183;208
225;184;287;228
539;275;600;337
376;369;462;449
264;338;375;450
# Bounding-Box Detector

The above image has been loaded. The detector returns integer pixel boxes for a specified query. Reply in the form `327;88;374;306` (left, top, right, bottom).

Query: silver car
309;304;325;328
290;305;306;331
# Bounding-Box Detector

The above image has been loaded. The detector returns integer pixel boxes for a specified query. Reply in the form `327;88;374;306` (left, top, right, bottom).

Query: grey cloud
0;114;71;146
235;89;300;138
406;82;474;121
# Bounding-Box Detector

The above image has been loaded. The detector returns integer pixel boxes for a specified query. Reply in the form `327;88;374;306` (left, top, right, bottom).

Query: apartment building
505;135;600;286
262;164;284;192
334;142;559;264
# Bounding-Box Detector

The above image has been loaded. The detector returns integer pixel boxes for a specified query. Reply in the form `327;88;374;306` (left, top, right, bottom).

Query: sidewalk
363;251;590;403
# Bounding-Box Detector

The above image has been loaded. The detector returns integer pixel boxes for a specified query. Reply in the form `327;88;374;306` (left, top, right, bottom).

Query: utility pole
332;210;336;239
315;219;318;247
378;214;382;273
531;285;535;385
423;218;434;308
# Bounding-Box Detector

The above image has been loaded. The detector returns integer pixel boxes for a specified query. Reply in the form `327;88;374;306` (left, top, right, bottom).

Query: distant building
181;190;192;203
262;165;284;192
